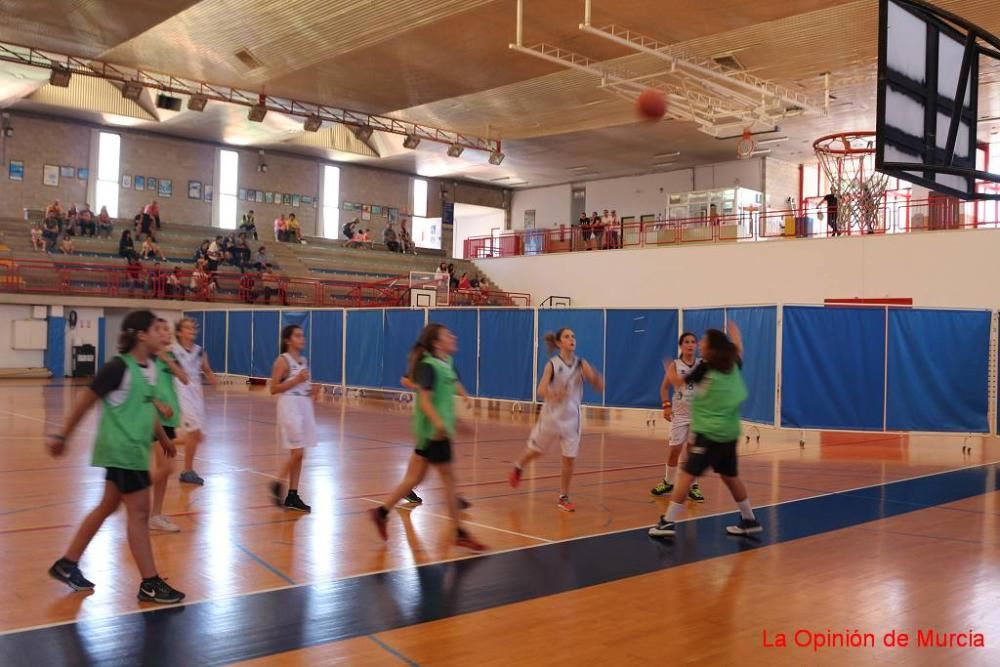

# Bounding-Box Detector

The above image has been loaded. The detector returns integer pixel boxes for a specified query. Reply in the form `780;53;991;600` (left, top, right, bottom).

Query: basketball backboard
876;0;1000;200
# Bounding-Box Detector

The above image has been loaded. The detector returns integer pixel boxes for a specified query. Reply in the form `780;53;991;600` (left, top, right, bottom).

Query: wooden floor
1;379;998;665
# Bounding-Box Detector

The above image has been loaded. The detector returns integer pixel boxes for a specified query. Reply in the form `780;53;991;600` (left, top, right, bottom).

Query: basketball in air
635;89;667;121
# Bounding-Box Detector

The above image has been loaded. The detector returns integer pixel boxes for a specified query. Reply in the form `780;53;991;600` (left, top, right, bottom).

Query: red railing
463;198;998;259
0;259;530;308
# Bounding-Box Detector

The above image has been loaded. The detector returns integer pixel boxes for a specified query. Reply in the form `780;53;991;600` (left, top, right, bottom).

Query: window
411;178;439;248
322;165;340;238
218;149;239;229
95;132;120;217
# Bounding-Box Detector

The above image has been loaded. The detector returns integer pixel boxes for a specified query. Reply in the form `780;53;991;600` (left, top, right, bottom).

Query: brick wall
764;157;801;211
119;132;215;225
237;150;320;238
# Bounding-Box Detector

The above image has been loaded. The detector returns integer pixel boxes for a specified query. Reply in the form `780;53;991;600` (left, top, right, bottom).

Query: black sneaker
726;518;763;536
269;481;284;507
402;490;423;505
49;559;95;591
457;496;471;510
648;518;676;538
137;577;185;604
283;493;311;513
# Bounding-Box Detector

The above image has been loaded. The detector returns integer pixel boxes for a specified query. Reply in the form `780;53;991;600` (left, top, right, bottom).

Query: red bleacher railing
463;198;996;259
0;259;530;308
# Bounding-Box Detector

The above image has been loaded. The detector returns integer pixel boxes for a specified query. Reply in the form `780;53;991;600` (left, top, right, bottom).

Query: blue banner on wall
781;306;886;430
310;310;343;384
886;309;990;432
428;309;478;394
203;311;227;372
226;311;252;376
251;311;280;378
382;309;426;389
346;310;384;388
45;316;65;378
604;309;679;409
478;310;534;401
726;306;777;424
536;309;605;405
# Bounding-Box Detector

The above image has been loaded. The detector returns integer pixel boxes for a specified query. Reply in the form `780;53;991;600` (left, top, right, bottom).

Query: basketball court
1;0;1000;665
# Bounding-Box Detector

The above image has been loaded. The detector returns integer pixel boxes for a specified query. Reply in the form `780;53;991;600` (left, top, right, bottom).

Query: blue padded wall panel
604;309;679;409
478;310;534;401
428;309;478;394
251;311;280;378
536;309;605;405
310;310;343;384
184;311;205;348
203;311;227;373
382;309;426;389
726;306;777;424
346;310;384;388
226;311;252;376
682;308;726;347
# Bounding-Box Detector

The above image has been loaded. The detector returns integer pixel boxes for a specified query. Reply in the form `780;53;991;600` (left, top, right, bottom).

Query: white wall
511;184;571;230
764;158;800;210
452;204;506;257
512;159;764;228
476;228;1000;309
0;305;45;368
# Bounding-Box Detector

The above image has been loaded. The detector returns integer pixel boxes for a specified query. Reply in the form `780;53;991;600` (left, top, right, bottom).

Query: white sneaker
150;514;181;532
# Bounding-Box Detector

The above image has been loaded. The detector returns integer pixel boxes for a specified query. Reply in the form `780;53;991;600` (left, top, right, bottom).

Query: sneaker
402;490;423;505
557;496;576;512
149;515;181;532
508;466;522;488
179;470;204;486
687;485;705;503
457;496;472;510
648;518;677;538
455;533;488;552
370;507;388;541
726;518;763;536
48;559;95;591
269;481;284;507
283;493;311;513
137;577;186;604
650;480;674;496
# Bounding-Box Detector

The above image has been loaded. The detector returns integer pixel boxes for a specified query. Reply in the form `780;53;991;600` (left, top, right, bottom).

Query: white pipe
516;0;523;46
584;0;591;26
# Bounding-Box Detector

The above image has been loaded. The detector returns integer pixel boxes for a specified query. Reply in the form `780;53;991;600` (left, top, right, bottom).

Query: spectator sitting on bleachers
383;222;400;252
140;235;165;261
342;218;359;245
194;240;210;264
240;210;258;240
31;223;44;252
66;205;79;236
167;266;184;299
207;236;223;271
44;200;64;229
42;218;59;252
78;204;96;237
119;230;136;259
261;264;284;305
447;263;457;289
234;234;251;269
125;254;143;294
458;272;471;290
469;274;481;289
97;206;113;239
359;229;373;248
254;245;268;270
274;214;288;242
190;258;213;298
149;262;167;298
143;200;161;231
399;219;416;254
239;269;256;304
287;214;302;243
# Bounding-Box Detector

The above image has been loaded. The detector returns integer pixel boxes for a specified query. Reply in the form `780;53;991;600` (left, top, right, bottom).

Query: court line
368;634;421;667
4;457;996;640
234;543;296;586
358;497;551;544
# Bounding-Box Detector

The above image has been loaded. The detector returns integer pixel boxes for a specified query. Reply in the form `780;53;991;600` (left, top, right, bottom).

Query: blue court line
0;462;997;665
234;543;296;586
368;634;421;666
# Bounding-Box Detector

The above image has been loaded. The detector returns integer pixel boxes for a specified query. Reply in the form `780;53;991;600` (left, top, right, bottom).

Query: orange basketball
636;89;667;121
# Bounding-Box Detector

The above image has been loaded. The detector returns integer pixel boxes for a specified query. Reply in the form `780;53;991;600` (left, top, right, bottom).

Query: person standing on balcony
822;192;840;236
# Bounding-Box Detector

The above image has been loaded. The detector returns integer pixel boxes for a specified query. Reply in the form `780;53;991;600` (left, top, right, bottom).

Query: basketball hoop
813;132;889;234
736;128;756;160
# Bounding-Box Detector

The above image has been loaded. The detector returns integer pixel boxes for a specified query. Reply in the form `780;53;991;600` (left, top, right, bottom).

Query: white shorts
178;389;205;432
669;419;691;447
277;395;317;450
528;419;581;458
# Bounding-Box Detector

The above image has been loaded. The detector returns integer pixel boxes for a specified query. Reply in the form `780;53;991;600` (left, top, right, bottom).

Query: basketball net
736;128;757;160
813;132;889;234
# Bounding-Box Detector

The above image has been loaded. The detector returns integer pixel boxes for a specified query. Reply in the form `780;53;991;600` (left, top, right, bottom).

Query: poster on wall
134;175;145;191
146;177;157;192
255;191;264;203
121;174;132;188
158;179;172;198
524;209;536;230
8;160;24;181
187;180;202;199
342;201;360;211
246;189;255;201
265;191;274;204
204;184;213;203
238;188;247;201
43;164;59;187
60;166;75;179
282;193;291;205
362;204;371;221
77;168;89;180
291;194;301;208
388;208;399;225
301;195;312;206
372;205;382;216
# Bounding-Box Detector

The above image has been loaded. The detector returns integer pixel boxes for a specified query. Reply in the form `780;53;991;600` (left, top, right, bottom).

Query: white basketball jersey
172;343;204;394
540;355;584;434
282;353;311;396
672;358;699;420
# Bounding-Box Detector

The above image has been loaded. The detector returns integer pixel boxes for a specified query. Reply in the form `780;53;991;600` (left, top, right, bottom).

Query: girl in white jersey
173;318;217;485
268;324;318;512
509;328;603;512
650;332;705;502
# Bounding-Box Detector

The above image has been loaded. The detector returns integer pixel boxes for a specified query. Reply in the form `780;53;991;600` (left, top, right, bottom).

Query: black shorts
105;467;152;494
415;438;452;464
683;434;739;478
163;426;176;440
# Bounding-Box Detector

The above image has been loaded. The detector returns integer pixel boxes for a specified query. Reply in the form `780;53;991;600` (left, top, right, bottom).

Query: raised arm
159;350;189;385
581;360;604;392
727;320;744;359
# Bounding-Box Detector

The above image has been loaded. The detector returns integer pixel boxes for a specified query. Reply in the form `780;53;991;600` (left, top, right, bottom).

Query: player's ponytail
407;323;447;380
118;309;157;353
544;328;570;353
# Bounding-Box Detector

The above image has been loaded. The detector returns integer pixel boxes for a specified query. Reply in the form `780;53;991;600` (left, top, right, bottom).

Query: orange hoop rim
813;131;878;155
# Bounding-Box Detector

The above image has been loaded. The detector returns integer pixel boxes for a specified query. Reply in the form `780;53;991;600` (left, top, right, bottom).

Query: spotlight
352;125;374;141
122;80;144;100
303;115;323;132
248;104;267;122
489;151;505;165
49;65;71;88
403;134;421;149
187;94;208;111
447;143;464;158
